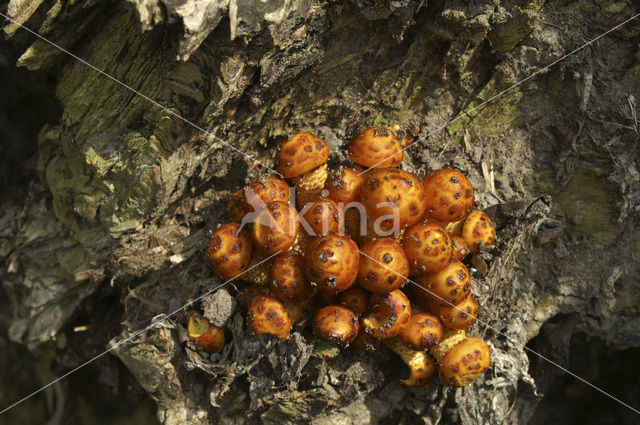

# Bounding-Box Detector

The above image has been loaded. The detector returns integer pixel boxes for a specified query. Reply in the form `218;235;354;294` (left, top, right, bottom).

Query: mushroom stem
429;329;467;362
385;337;437;386
293;163;328;209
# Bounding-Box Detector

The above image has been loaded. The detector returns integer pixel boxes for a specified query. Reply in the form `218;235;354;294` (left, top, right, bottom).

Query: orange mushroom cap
400;312;444;350
276;132;330;178
422;169;475;222
244;175;290;211
252;201;299;254
303;232;359;295
301;197;344;236
462;210;496;254
313;305;359;346
357;238;409;293
324;166;365;204
338;286;370;316
247;294;292;340
451;235;471;262
362;289;411;339
348;126;403;168
438;293;479;331
438;337;491;387
226;190;248;223
417;260;471;306
402;222;453;275
206;223;253;281
270;252;314;302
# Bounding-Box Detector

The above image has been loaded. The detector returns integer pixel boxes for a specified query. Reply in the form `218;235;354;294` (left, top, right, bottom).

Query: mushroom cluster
189;127;497;389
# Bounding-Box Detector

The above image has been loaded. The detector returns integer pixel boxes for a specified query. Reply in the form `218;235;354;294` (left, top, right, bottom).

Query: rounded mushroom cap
301;197;344;236
206;223;253;281
401;312;444;350
402;222;453;275
313;305;359;346
270;252;314;302
252;201;299;254
187;312;226;353
360;168;427;230
247;294;292;340
324;166;365;204
362;289;411;338
348;126;403;168
244;175;290;211
462;210;496;254
354;326;382;352
438;293;479;331
303;232;359;295
276;132;330;178
420;260;471;306
339;286;370;316
439;337;491;387
357;238;409;293
451;235;471;262
422;169;475;222
226;190;248;223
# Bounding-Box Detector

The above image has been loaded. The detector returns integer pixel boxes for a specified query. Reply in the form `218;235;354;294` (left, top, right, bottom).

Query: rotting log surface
1;0;640;424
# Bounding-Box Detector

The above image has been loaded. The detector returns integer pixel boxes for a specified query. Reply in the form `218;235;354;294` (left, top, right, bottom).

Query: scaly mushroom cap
401;312;444;350
226;190;247;223
360;168;427;230
252;201;299;254
402;222;453;275
362;289;411;339
438;337;491;387
301;197;344;236
244;175;290;211
206;223;253;281
303;232;359;295
339;286;369;316
438;293;479;331
354;325;382;352
187;312;226;353
276;132;330;178
357;238;409;293
422;169;475;222
451;235;471;262
348;126;403;168
462;210;496;254
418;260;471;306
313;305;359;346
270;252;314;302
324;166;365;204
247;294;292;340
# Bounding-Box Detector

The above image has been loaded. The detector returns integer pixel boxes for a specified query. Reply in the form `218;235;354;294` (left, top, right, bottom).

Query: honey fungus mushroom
417;260;471;306
437;337;491;387
313;305;359;346
348;126;404;169
301;197;344;236
422;169;475;222
339;286;369;316
206;223;253;281
438;293;479;331
401;312;443;350
276;132;330;208
244;175;290;211
247;294;292;340
362;289;411;339
226;190;247;223
304;232;359;295
451;235;471;262
402;222;452;275
187;312;226;353
270;252;314;302
360;168;427;231
462;210;496;254
252;201;299;255
357;238;409;293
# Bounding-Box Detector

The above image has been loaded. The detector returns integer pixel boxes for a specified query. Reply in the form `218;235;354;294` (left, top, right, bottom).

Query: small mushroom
276;132;330;208
437;293;479;331
451;235;471;262
303;232;360;295
301;197;344;237
422;169;475;222
244;175;290;211
313;305;359;346
357;238;409;293
416;260;471;306
206;223;253;281
247;294;292;340
348;126;404;169
270;252;314;302
361;289;411;339
360;168;427;232
226;190;248;223
252;201;299;254
385;337;437;386
401;312;444;350
402;222;453;275
437;336;491;387
462;210;496;254
339;286;369;316
187;312;226;353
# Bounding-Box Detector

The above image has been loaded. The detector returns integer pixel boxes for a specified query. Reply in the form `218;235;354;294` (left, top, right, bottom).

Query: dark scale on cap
369;179;380;190
374;127;390;137
457;270;466;280
447;277;456;286
450;176;459;183
304;145;313;152
367;272;377;281
335;240;344;247
382;252;393;263
466;189;473;198
402;178;413;187
316;141;325;149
